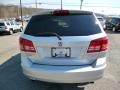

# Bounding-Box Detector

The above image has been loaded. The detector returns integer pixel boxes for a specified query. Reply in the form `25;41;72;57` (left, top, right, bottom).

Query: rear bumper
21;57;106;83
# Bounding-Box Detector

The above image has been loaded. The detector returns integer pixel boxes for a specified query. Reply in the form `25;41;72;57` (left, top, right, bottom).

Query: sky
0;0;120;15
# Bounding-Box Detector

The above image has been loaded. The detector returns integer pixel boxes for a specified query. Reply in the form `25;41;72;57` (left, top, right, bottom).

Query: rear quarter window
24;14;102;36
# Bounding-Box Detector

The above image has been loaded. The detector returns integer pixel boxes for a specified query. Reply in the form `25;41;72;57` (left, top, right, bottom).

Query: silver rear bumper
21;57;106;83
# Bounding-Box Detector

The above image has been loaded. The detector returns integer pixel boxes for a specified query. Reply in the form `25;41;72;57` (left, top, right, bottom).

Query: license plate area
51;47;71;58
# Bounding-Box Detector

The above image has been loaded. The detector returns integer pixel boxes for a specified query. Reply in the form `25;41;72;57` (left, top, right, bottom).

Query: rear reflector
19;38;36;52
53;10;69;15
87;36;108;53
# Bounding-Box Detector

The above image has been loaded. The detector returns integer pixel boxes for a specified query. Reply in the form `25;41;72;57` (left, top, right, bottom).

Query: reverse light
87;36;108;53
19;38;36;52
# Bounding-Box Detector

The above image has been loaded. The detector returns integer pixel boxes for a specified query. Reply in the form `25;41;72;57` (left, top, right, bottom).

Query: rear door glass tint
25;14;101;36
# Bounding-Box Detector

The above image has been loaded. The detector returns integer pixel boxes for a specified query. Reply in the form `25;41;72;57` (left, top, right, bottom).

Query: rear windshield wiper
35;32;62;40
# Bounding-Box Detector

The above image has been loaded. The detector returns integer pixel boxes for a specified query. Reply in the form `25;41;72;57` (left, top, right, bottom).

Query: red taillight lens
53;10;69;15
87;36;108;53
19;38;36;52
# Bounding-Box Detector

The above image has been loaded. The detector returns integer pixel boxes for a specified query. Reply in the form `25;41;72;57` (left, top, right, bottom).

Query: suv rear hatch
20;10;108;66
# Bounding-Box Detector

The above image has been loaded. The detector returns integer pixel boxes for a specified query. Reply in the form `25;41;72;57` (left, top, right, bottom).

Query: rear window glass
24;14;101;36
0;23;5;26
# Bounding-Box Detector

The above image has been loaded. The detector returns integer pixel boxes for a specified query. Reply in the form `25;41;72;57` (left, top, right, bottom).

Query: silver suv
19;10;108;84
0;21;22;35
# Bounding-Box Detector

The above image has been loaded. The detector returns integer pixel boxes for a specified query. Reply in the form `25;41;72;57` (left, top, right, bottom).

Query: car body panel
21;56;106;83
105;17;120;31
21;32;106;66
20;10;108;83
0;21;22;33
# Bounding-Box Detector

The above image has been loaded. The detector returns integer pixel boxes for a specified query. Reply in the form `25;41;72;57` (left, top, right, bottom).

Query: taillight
19;38;36;52
87;36;108;53
53;10;69;15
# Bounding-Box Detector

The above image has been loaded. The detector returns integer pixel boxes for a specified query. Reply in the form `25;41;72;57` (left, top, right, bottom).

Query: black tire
112;27;118;32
